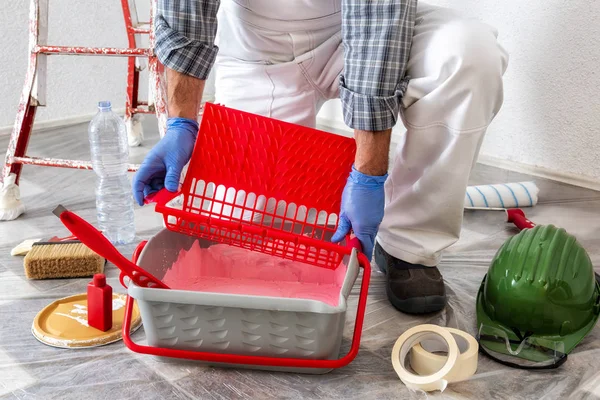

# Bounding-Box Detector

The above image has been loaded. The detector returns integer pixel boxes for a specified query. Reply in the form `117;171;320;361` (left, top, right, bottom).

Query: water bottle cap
98;101;111;110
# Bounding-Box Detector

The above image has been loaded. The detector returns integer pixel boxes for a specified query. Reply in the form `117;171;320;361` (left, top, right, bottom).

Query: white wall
0;0;148;130
0;1;220;133
319;0;600;186
2;1;599;186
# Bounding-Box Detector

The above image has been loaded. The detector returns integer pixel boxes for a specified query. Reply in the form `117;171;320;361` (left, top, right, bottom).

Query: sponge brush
24;241;105;279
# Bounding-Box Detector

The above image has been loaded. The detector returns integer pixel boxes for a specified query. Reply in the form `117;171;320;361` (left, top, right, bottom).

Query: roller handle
52;205;169;289
506;208;536;230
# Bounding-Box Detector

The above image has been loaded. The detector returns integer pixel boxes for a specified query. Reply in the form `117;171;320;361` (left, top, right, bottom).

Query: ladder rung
12;156;140;172
131;108;153;114
129;27;151;34
34;45;150;57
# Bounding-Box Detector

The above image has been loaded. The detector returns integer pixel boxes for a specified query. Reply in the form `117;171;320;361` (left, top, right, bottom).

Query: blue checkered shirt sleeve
154;0;219;80
155;0;416;131
340;0;417;132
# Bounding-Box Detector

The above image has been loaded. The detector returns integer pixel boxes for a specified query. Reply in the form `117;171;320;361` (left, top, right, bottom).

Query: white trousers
213;0;509;266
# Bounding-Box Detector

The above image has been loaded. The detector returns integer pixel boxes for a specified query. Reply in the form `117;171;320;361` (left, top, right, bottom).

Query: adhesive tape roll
391;324;459;392
410;327;478;383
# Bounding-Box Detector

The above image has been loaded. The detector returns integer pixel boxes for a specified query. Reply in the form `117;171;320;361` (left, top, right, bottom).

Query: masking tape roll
410;327;478;383
391;324;459;392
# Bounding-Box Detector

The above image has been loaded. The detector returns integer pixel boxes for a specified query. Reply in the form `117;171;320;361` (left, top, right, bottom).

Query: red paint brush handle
52;205;169;289
506;208;536;230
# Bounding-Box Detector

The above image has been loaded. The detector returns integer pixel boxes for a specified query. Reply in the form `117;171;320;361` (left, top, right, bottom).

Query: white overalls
213;0;509;266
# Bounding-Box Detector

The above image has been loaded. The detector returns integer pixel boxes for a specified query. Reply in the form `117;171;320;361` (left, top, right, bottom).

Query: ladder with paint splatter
0;0;167;221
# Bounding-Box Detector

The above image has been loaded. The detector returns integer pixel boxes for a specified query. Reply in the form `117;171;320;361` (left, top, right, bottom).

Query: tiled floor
0;117;599;399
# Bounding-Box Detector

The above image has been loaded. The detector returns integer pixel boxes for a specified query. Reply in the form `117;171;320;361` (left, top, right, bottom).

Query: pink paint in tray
162;241;347;307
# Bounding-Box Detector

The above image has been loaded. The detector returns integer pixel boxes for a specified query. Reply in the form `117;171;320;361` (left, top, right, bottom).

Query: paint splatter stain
55;313;89;327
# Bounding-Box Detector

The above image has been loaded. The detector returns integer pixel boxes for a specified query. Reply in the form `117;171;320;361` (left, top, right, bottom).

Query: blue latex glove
132;117;198;206
331;166;388;259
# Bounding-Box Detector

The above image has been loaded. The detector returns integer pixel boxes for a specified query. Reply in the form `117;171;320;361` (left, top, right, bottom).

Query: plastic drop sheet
1;211;600;400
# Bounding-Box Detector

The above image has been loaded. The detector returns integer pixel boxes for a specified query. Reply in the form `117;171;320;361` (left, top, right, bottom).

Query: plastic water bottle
88;101;135;244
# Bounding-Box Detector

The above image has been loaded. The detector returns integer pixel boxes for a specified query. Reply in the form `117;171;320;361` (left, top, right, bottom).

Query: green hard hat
476;224;600;368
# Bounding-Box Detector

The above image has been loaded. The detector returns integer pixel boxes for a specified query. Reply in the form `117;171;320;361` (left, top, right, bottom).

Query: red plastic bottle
87;274;112;331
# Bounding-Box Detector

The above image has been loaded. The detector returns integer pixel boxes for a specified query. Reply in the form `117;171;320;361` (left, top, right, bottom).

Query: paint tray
122;103;371;373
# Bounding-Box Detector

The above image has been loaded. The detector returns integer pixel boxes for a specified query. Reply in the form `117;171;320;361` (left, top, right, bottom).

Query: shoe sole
386;283;446;314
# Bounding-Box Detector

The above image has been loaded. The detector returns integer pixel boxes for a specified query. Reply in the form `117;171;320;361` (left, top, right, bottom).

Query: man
133;0;508;314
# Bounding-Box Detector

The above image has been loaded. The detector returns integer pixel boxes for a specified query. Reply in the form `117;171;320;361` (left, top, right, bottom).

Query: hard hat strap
478;334;568;370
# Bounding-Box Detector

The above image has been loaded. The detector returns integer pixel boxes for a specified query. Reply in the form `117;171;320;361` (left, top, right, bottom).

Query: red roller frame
506;208;536;230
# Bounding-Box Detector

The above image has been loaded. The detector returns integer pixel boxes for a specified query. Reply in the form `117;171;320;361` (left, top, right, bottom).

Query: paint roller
464;182;539;210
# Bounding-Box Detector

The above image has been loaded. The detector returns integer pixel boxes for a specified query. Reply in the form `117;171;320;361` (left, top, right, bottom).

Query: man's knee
402;18;509;129
431;19;509;90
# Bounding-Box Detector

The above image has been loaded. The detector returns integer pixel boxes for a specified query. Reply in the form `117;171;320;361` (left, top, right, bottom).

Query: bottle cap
98;101;111;110
93;274;106;287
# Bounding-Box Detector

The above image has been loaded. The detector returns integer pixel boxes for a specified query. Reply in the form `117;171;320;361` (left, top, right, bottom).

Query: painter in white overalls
133;0;509;314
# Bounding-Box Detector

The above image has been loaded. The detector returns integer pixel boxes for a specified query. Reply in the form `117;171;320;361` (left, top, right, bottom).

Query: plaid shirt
155;0;416;132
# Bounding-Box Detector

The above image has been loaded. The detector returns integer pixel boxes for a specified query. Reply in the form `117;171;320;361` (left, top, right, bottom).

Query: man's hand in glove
331;166;387;259
132;117;198;206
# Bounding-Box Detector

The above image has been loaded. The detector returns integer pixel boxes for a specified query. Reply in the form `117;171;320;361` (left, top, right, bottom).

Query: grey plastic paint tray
126;227;363;374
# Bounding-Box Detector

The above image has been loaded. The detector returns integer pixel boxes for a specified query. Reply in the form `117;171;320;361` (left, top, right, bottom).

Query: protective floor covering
1;119;599;399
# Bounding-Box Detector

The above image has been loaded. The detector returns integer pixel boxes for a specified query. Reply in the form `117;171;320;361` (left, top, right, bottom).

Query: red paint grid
159;103;357;268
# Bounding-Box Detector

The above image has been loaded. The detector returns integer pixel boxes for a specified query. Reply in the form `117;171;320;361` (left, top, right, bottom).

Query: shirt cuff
339;75;409;132
154;18;218;80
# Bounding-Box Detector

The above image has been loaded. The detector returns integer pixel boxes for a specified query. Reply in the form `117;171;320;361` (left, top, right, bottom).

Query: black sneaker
374;242;446;314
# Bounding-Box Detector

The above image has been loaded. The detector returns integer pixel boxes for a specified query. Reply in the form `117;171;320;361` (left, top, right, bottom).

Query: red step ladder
0;0;168;221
